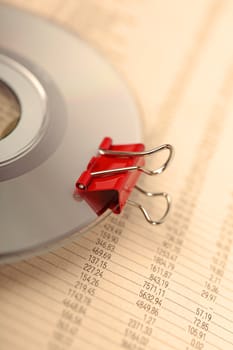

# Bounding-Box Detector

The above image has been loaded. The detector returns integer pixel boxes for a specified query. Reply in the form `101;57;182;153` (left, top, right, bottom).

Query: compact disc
0;5;142;261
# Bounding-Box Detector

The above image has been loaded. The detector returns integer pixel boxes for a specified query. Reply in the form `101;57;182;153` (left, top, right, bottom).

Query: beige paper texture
1;1;233;349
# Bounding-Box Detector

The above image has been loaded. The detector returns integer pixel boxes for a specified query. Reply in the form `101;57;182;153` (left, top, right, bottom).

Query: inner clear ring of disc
0;54;47;166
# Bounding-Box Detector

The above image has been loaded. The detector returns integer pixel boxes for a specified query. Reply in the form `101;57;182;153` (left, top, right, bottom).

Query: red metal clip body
76;137;145;216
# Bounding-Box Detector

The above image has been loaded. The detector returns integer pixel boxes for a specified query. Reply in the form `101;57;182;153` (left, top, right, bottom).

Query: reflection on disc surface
0;5;142;261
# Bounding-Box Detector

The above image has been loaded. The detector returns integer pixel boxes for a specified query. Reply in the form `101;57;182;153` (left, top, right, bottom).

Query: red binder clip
75;137;174;225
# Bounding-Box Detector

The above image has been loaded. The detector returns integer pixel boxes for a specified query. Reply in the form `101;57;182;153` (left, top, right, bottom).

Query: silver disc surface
0;5;142;261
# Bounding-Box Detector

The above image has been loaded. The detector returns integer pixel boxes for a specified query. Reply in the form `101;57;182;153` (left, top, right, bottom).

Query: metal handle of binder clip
98;143;174;176
128;188;171;225
96;143;174;225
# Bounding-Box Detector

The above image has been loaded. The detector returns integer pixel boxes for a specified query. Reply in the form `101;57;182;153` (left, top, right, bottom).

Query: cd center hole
0;80;21;140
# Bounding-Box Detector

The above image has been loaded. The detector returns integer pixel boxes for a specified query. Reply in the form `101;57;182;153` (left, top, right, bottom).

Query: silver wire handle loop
97;143;174;176
92;143;173;225
128;186;171;225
